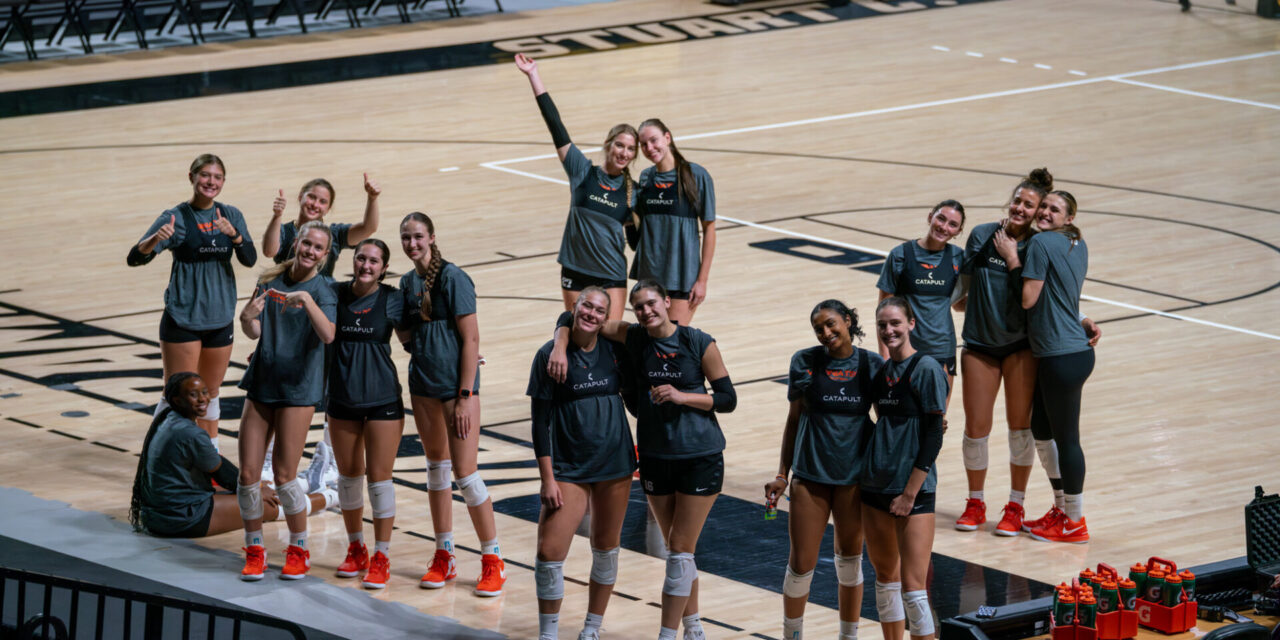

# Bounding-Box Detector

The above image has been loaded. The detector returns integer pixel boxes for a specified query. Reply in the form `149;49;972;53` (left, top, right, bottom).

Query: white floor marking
1109;77;1280;111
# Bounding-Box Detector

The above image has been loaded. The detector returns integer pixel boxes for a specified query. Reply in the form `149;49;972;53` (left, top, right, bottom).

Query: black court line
92;441;129;452
7;416;44;429
47;429;86;441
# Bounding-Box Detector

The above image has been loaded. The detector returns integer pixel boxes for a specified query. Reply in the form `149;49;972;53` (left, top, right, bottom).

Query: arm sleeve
231;209;258;267
536;92;572;148
273;223;292;265
913;413;944;472
212;456;240;491
709;376;736;413
555;310;573;330
127;245;156;266
129;212;174;265
531;398;555;459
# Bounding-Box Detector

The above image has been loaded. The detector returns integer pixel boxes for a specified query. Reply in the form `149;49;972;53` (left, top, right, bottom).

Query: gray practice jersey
877;241;962;360
1023;231;1090;357
399;263;480;399
862;353;948;495
238;272;338;406
138;202;256;330
633;163;715;293
787;346;884;486
276;221;351;279
558;144;635;281
139;411;221;534
627;323;724;459
961;222;1028;349
329;282;403;408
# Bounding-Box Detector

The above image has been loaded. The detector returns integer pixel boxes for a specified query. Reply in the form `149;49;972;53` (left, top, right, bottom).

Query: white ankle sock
1009;490;1025;506
1063;494;1084;521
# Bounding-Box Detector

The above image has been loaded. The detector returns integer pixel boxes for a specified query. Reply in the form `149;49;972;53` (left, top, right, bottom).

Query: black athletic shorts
934;356;957;376
861;490;936;516
159;311;234;348
147;498;215;538
560;266;626;291
964;340;1031;363
639;453;723;496
666;289;691;301
327;398;405;422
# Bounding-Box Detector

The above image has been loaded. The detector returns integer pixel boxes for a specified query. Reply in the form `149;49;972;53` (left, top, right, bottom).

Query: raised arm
347;173;381;245
262;189;287;258
515;53;571;163
130;213;176;265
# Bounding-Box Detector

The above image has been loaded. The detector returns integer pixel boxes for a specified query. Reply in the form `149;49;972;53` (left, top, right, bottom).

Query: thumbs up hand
363;173;381;198
212;206;237;237
272;189;287;218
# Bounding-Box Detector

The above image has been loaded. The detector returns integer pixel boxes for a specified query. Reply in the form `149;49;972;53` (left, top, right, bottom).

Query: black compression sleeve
127;245;155;267
625;220;640;251
913;413;945;471
212;456;240;491
555;311;573;329
234;237;258;267
531;398;554;458
709;376;737;413
536;93;572;149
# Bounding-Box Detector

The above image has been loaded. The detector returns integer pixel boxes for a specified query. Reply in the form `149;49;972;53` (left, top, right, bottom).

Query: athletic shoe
363;551;390;590
335;541;369;578
261;452;275;489
1022;505;1065;532
474;554;506;597
683;626;706;640
241;545;266;581
419;549;457;588
954;498;986;531
281;545;311;579
994;502;1025;537
1029;515;1089;544
303;440;339;493
578;629;600;640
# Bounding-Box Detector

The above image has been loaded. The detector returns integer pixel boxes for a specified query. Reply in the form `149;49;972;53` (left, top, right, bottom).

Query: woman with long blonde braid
397;212;505;597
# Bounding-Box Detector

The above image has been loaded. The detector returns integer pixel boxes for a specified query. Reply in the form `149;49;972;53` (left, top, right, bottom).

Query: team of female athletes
127;54;1098;640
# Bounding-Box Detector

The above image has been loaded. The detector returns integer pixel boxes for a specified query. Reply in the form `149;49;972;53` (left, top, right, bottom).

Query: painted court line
1109;77;1280;111
479;50;1280;343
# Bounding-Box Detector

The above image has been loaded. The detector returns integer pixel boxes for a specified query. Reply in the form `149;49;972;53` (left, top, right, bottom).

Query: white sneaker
261;449;275;489
682;626;705;640
578;629;600;640
303;440;338;493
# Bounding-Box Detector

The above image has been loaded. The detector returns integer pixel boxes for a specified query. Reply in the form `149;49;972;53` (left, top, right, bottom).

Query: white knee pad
1008;429;1036;466
904;590;934;636
590;546;620;585
237;482;263;520
875;581;904;623
277;478;308;516
203;397;220;421
369;479;396;519
962;434;989;471
834;553;864;587
426;459;452;492
337;475;364;511
456;471;490;507
1034;439;1061;478
782;565;814;598
534;559;565;600
662;552;697;597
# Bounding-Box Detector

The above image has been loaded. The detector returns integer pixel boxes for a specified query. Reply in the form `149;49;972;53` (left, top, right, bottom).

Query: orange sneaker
363;551;390;590
954;498;986;531
419;549;457;589
1029;515;1089;544
280;545;311;580
994;502;1024;537
1022;505;1065;532
336;541;369;578
474;554;506;597
241;545;266;582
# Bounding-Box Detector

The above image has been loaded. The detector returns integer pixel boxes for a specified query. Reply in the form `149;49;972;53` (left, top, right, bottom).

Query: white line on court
1109;77;1280;111
1034;63;1052;70
1000;57;1018;64
1069;70;1088;76
479;50;1280;342
932;45;950;52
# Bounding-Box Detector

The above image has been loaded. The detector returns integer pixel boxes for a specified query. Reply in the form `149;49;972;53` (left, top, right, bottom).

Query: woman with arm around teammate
529;287;638;640
235;222;338;581
515;54;638;319
764;300;882;640
398;212;505;596
127;154;256;449
550;278;736;640
326;239;406;589
876;200;965;392
262;173;382;278
861;297;949;640
633;120;716;325
1016;191;1094;543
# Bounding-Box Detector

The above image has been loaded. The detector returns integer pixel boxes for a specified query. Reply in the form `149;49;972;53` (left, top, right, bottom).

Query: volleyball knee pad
368;479;396;519
337;475;364;511
782;565;814;598
426;459;452;492
1034;439;1061;477
904;590;934;636
1008;429;1036;466
203;397;220;421
534;559;565;600
237;482;263;520
962;434;989;470
875;581;904;623
590;546;620;585
456;472;490;507
277;478;308;516
662;553;697;597
834;553;864;587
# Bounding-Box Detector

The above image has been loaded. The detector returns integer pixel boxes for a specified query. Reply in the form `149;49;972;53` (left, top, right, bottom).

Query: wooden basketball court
1;0;1278;637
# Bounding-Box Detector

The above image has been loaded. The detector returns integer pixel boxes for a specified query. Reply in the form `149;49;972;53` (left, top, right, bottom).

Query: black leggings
1030;349;1094;495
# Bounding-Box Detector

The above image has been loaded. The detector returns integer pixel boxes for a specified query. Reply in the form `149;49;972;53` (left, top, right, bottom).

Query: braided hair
129;372;202;532
402;212;445;321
